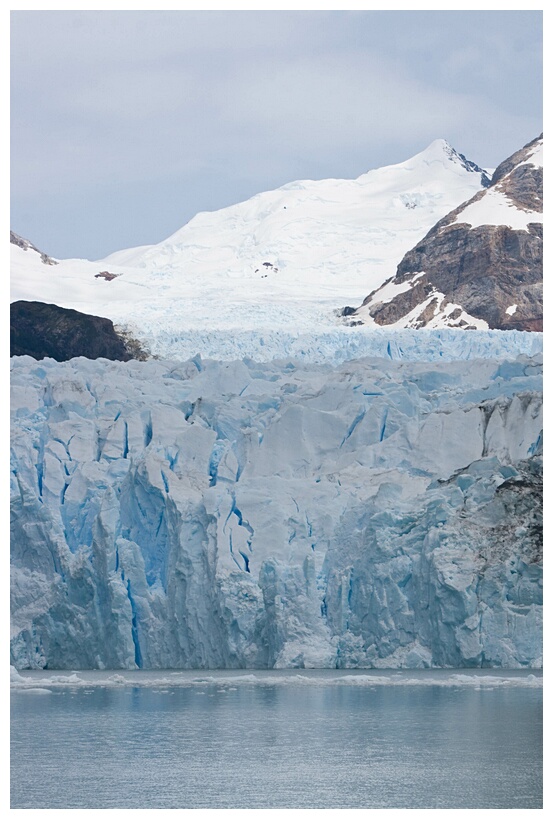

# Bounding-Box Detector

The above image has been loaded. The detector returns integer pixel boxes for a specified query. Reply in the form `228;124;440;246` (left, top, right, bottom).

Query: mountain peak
427;137;453;152
414;138;456;161
411;139;491;186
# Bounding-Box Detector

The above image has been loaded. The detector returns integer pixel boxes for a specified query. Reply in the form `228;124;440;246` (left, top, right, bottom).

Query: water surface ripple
11;669;542;809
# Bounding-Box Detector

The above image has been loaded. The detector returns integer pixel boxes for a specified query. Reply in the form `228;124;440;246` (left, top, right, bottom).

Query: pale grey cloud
11;10;542;259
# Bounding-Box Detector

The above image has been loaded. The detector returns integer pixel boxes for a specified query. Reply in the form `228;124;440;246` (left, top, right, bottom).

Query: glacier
10;333;542;670
123;326;543;365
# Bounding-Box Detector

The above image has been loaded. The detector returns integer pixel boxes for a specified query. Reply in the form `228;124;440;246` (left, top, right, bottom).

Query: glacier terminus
10;333;542;671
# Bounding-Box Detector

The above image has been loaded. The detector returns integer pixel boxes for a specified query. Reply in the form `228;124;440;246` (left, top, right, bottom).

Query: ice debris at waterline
10;667;543;689
10;349;542;669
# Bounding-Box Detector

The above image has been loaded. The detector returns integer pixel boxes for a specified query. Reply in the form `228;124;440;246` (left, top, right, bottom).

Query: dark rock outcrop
94;270;119;281
354;136;543;331
10;301;146;362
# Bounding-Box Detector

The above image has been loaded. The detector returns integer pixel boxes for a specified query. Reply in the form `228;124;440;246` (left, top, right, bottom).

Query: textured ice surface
116;327;543;364
10;344;542;670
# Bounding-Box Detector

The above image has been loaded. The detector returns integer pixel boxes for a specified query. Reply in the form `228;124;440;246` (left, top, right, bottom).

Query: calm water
11;669;542;809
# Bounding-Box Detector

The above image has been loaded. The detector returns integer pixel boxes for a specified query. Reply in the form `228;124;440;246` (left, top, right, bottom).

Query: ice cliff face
10;343;542;670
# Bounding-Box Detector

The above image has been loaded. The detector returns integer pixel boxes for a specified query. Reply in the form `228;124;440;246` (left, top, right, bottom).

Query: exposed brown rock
94;270;118;281
368;280;434;324
355;135;543;331
490;134;543;185
496;164;542;212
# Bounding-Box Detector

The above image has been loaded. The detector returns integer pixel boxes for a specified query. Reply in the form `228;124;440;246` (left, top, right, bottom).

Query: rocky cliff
10;300;146;362
353;136;543;331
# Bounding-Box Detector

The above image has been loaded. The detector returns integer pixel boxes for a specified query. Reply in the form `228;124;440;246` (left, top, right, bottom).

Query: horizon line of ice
127;328;543;364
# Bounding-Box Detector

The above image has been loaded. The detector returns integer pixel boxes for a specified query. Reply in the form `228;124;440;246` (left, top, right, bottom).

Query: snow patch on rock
453;187;543;231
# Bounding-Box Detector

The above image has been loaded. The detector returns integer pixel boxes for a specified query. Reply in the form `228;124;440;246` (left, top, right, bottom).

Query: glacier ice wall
128;327;543;364
10;348;542;669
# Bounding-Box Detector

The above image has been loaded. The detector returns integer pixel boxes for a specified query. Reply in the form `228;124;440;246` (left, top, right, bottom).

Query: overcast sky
11;10;542;261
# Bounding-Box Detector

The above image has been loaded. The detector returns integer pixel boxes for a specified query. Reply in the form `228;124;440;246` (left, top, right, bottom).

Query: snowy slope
11;140;491;359
11;352;542;670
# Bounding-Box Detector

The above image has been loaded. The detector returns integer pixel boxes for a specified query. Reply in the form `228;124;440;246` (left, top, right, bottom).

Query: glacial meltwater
11;669;542;809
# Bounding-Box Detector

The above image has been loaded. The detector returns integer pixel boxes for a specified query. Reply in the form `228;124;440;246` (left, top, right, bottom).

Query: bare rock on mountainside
10;300;149;362
94;270;119;281
352;135;543;331
10;230;58;266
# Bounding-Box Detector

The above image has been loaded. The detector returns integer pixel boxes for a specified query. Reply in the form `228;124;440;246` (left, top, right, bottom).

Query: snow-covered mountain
352;135;543;331
11;139;491;360
10;351;542;670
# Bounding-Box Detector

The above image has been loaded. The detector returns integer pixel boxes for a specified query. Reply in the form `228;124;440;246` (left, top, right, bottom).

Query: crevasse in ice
10;333;542;670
